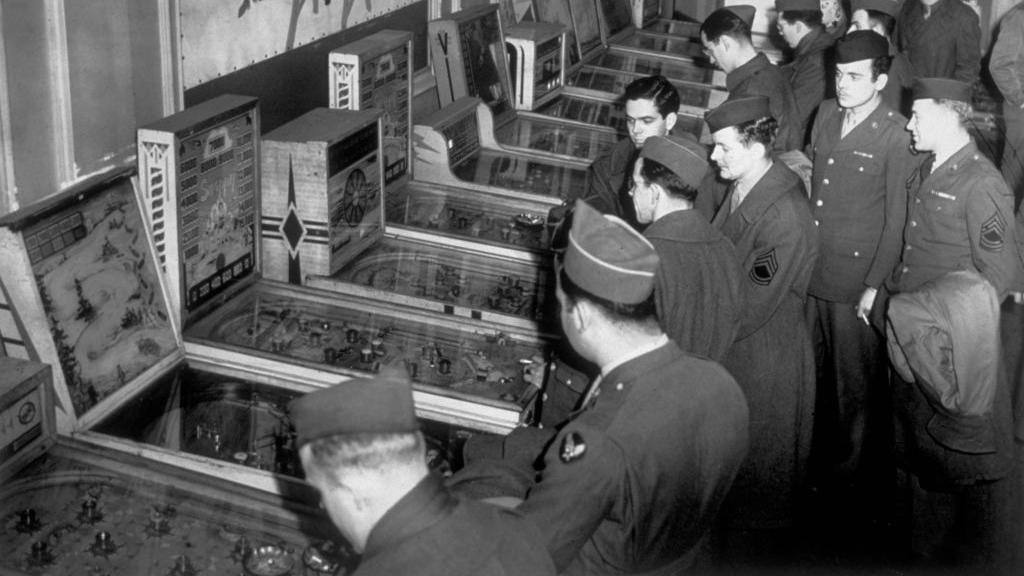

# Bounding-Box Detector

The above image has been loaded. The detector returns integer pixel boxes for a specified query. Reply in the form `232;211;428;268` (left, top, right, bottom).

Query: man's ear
664;111;678;133
874;72;890;92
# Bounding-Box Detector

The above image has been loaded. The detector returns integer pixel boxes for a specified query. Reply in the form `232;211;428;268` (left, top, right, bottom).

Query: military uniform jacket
780;27;835;143
644;209;741;361
355;474;556;576
583;137;640;227
889;141;1021;299
807;99;917;302
726;52;802;151
519;343;749;575
896;0;981;83
711;161;818;528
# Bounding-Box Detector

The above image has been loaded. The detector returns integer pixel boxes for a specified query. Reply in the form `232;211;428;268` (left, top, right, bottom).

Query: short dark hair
735;116;778;151
623;75;681;118
870;54;893;79
780;10;823;28
865;9;896;38
558;268;657;324
700;9;752;44
639;157;699;202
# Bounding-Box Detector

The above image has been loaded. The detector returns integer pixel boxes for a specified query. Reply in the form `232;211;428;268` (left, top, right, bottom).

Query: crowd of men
287;2;1024;575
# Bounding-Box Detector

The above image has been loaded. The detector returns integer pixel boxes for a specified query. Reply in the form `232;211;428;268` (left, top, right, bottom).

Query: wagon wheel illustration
337;169;370;227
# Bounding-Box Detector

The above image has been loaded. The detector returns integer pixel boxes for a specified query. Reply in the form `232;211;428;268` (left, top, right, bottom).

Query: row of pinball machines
0;3;746;573
429;0;743;158
0;35;561;576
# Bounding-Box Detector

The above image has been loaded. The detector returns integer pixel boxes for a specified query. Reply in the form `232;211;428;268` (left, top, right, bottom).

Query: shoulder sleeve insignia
750;248;778;286
980;213;1007;252
559;431;586;463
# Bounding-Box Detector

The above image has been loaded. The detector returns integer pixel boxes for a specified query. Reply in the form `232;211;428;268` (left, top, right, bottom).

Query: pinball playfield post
0;357;54;483
329;30;414;191
136;94;261;329
260;108;384;285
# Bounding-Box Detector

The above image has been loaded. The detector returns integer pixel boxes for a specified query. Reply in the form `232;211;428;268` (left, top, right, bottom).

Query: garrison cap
705;96;772;133
835;30;889;64
639;135;708;190
776;0;821;13
912;77;972;104
726;4;757;27
851;0;899;17
563;200;658;304
289;372;418;447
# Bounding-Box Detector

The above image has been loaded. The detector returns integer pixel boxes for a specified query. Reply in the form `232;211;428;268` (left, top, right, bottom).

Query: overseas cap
851;0;899;17
563;200;658;304
776;0;821;12
726;4;757;26
835;30;890;64
640;135;708;190
912;77;972;104
289;373;419;447
705;96;772;133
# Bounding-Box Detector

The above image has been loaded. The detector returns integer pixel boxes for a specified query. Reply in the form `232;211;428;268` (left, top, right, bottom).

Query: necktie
729;185;742;214
841;111;856;139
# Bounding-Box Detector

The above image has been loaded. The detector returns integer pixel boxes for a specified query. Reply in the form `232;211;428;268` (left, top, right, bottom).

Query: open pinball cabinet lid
0;168;185;436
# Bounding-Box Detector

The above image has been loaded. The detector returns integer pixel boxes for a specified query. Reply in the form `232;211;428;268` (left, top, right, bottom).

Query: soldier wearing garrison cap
803;29;919;532
700;6;801;152
629;135;742;361
775;0;835;144
453;200;749;575
881;77;1021;569
846;0;916;115
703;96;819;554
291;375;556;576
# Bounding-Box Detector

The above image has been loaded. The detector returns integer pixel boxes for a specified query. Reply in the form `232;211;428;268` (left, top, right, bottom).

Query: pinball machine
429;1;717;153
430;4;623;162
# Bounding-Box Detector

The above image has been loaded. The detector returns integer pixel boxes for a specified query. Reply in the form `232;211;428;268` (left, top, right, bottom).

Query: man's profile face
906;98;946;153
625;98;674;148
700;32;733;72
709;126;759;181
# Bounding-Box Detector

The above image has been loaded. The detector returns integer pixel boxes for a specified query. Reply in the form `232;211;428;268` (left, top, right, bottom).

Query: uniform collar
927;140;980;177
362;474;453;561
643;209;712;241
726;52;772;93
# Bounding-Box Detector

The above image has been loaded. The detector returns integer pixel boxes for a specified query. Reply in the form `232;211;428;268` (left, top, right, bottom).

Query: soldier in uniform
575;75;680;229
804;30;918;529
700;5;802;152
453;200;750;575
290;374;557;576
776;0;836;145
882;78;1021;570
847;0;916;115
629;134;742;361
896;0;981;84
704;96;819;561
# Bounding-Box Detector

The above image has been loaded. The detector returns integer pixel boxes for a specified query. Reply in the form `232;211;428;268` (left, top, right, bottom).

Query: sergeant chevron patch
980;213;1006;252
750;248;778;286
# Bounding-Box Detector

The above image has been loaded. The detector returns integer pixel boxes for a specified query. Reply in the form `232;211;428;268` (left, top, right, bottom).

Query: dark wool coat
519;343;749;575
644;209;741;361
711;160;818;528
355;475;556;576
